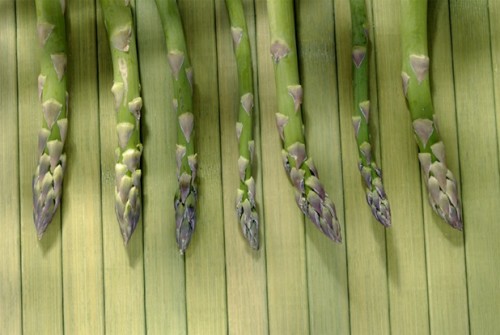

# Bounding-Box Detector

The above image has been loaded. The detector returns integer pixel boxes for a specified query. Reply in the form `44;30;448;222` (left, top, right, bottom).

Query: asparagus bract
225;0;259;249
267;0;341;242
155;0;197;254
401;0;462;229
101;0;143;243
349;0;391;227
33;0;68;239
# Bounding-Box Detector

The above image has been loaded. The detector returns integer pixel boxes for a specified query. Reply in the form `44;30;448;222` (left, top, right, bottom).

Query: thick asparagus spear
267;0;341;242
349;0;391;227
225;0;259;250
155;0;197;254
401;0;462;229
101;0;143;243
33;0;68;239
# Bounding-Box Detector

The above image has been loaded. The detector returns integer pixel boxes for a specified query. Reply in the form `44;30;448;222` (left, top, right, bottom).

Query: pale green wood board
255;0;310;333
0;0;21;333
491;9;500;296
296;1;350;333
492;0;500;164
449;0;500;333
17;1;64;334
215;0;269;334
62;1;105;333
136;1;188;334
2;0;500;334
179;1;228;334
333;0;391;333
372;0;430;333
424;0;469;333
96;3;146;334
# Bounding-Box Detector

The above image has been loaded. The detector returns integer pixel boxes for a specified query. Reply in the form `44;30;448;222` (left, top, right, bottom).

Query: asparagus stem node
225;0;260;250
155;0;198;253
401;0;462;229
267;0;341;242
33;0;69;238
101;0;143;244
349;0;391;227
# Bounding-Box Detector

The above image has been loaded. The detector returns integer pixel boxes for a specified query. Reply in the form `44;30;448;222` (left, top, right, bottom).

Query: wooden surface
1;0;499;334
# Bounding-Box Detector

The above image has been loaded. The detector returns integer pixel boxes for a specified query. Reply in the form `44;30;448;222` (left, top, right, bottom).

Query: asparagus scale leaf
401;0;462;229
101;0;144;244
349;0;391;227
225;0;259;250
267;0;341;242
155;0;198;254
33;0;68;239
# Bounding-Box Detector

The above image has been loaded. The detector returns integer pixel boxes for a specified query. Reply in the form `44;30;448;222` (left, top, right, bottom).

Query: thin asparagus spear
349;0;391;227
155;0;197;254
267;0;341;242
101;0;144;243
401;0;462;229
225;0;259;250
33;0;68;239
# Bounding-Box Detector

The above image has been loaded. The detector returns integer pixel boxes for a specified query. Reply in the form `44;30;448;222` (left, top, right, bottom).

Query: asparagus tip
115;201;140;245
33;191;58;241
422;156;463;231
449;218;463;231
241;222;260;250
122;233;130;246
119;221;135;246
323;218;342;243
301;191;342;243
366;190;391;228
438;202;463;231
175;192;196;253
236;187;259;250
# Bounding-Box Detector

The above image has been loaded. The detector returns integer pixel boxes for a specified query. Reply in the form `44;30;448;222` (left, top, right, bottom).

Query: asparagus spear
155;0;197;254
401;0;462;229
33;0;68;239
267;0;341;242
225;0;259;250
101;0;143;243
349;0;391;227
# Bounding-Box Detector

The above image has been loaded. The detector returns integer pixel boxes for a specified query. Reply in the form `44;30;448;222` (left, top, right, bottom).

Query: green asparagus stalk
225;0;259;250
155;0;197;254
101;0;143;243
33;0;68;239
267;0;341;242
401;0;462;229
349;0;391;227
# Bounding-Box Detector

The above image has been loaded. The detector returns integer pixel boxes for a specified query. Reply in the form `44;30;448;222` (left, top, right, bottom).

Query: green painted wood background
1;0;499;334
